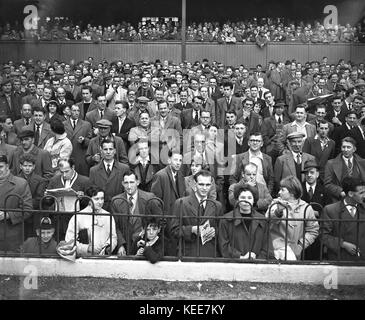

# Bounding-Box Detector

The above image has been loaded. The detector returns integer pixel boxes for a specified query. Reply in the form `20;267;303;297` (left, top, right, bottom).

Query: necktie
73;120;76;129
199;202;206;215
194;111;199;123
226;98;230;106
308;186;314;200
278;116;282;124
174;173;180;195
34;125;40;145
347;159;353;176
25;119;30;126
129;195;134;214
106;164;111;176
259;89;262;99
296;153;301;165
100;110;104;118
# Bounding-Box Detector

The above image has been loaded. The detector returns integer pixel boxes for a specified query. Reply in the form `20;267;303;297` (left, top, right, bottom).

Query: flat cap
301;159;320;172
80;76;92;84
137;96;150;103
96;119;112;127
18;129;35;139
287;132;305;140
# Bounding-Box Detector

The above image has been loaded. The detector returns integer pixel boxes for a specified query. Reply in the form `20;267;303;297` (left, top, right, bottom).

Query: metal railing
1;195;365;266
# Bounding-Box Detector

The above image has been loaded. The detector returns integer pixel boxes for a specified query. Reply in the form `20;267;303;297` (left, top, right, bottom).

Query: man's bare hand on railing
240;252;256;259
118;246;126;256
342;241;360;256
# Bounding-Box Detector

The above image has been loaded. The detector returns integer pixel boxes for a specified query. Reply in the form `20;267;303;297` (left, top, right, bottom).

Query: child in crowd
20;216;58;255
132;217;165;264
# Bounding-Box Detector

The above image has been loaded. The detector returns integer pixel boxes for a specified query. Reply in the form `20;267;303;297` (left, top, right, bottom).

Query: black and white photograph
0;0;365;305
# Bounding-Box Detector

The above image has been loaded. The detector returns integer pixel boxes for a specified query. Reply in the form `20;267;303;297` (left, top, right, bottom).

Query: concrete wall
0;41;364;65
1;257;365;285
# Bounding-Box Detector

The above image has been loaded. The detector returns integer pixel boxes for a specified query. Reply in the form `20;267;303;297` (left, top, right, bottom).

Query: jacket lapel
286;154;296;176
333;155;344;182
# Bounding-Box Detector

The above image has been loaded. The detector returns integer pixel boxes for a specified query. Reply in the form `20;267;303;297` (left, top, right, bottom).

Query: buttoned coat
218;209;268;258
274;150;316;185
64;118;92;176
110;190;162;253
150;166;186;215
261;115;290;154
0;173;33;251
169;193;223;257
324;153;365;202
322;200;365;261
89;161;130;210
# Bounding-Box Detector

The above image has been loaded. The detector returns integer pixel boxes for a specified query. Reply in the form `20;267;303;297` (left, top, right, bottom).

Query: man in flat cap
85;118;128;168
9;129;54;179
278;104;316;154
85;95;115;129
0;154;33;252
127;96;155;124
274;131;315;191
76;75;103;101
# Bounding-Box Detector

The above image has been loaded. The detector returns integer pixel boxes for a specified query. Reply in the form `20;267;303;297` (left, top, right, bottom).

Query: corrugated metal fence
0;41;364;65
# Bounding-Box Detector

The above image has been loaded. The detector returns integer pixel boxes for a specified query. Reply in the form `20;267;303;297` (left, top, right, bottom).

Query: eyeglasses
249;139;262;143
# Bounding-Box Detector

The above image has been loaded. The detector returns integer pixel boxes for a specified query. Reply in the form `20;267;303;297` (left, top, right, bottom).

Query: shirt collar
137;155;150;164
249;149;263;160
103;160;114;169
195;192;207;205
306;182;316;191
291;121;308;127
342;155;353;163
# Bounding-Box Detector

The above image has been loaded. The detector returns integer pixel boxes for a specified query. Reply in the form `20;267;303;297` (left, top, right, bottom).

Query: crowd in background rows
0;55;365;261
1;16;365;44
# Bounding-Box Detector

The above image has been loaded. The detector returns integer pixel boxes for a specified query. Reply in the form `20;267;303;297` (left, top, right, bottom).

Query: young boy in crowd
20;217;58;255
132;217;165;264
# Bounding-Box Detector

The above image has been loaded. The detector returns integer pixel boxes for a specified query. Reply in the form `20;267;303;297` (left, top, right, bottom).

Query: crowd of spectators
0;55;365;263
1;16;365;44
